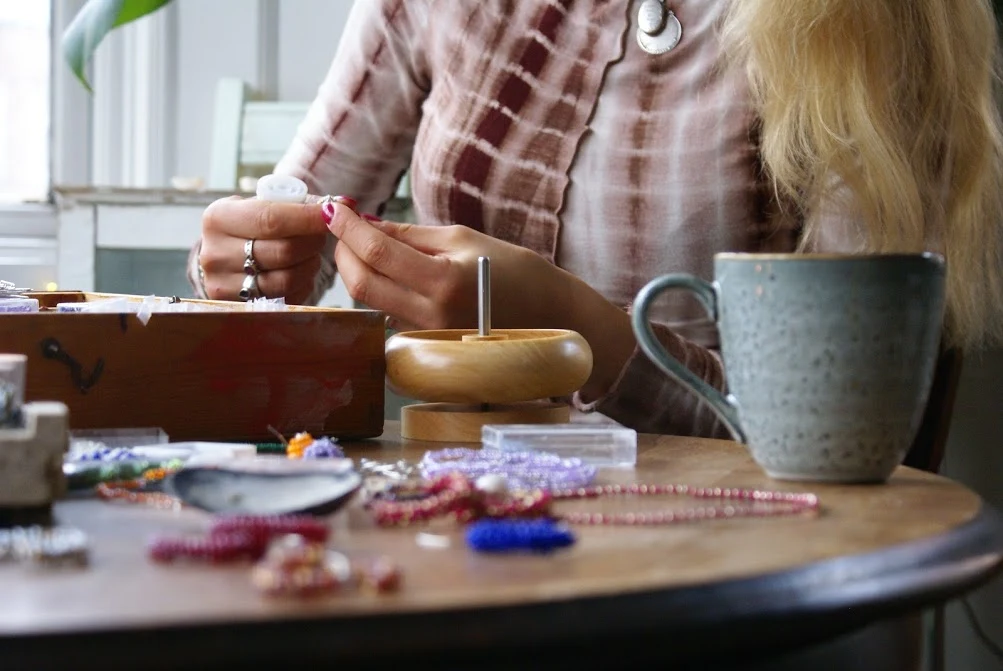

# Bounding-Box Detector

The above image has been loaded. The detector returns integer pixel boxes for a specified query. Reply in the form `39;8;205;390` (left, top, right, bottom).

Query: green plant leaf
61;0;174;93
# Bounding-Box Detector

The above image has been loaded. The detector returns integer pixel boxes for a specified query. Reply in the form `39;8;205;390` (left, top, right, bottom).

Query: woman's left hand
326;205;576;332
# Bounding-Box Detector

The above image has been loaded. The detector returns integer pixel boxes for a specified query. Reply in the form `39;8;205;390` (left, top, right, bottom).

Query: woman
192;0;1003;439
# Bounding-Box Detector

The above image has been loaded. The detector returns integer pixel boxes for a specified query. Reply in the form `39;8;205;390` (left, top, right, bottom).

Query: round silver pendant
637;10;682;55
638;0;667;34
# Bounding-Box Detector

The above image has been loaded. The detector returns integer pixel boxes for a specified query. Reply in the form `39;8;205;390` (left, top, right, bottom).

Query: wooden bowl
385;329;593;404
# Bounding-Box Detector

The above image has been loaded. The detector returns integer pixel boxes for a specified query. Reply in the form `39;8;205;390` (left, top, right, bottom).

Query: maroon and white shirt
193;0;858;438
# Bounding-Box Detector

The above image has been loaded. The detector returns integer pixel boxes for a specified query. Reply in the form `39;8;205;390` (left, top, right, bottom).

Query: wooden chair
900;345;965;671
207;78;311;191
207;77;413;199
903;346;964;474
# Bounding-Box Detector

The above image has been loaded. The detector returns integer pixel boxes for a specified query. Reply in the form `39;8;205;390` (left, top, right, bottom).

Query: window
0;1;50;204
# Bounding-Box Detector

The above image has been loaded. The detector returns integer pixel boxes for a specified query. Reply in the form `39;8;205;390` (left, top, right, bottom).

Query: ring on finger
243;238;260;275
239;274;260;302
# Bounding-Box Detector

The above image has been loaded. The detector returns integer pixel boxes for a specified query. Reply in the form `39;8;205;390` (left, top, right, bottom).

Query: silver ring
239;274;259;301
243;238;260;275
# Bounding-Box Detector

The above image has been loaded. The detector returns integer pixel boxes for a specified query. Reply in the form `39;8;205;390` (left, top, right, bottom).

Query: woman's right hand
198;195;334;304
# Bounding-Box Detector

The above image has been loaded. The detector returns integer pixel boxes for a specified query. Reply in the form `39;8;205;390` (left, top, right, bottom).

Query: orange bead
141;467;168;482
286;432;314;458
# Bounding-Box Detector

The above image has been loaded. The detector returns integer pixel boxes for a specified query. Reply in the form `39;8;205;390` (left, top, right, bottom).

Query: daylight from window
0;1;50;204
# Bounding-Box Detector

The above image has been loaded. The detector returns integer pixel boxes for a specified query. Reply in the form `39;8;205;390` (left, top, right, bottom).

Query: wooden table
1;423;1001;670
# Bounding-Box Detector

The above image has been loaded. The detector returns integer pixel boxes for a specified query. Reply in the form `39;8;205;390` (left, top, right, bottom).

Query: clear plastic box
481;423;637;467
69;427;169;449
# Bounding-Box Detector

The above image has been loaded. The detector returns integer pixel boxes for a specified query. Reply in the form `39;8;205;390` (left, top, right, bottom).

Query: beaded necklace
148;514;401;597
420;447;596;492
369;472;819;527
95;463;183;509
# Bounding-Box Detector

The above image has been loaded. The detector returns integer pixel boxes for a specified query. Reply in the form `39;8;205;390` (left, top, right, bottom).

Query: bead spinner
385;257;593;441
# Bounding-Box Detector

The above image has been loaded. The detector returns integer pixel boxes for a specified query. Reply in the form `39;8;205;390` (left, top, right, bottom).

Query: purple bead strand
419;448;596;492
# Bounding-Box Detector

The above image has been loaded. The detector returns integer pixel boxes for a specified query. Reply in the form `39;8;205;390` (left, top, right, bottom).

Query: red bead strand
148;531;261;563
148;515;331;564
209;515;330;544
369;473;553;527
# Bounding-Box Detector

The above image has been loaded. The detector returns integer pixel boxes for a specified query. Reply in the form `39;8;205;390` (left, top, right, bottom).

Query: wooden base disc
400;401;570;443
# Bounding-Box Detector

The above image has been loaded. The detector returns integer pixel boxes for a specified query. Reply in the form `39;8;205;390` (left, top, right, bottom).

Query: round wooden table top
2;423;1001;669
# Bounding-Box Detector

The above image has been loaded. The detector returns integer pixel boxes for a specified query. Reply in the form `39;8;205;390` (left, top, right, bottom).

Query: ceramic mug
631;253;947;483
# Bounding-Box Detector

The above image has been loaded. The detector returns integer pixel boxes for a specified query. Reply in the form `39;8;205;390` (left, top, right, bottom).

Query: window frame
0;0;90;237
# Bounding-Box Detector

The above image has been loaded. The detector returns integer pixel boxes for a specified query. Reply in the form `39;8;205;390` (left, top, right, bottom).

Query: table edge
4;502;1001;668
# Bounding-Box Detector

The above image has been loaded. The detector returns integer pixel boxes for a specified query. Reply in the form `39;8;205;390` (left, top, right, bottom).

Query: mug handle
630;274;746;443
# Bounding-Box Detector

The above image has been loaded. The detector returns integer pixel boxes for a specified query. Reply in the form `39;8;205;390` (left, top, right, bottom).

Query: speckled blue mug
631;253;946;483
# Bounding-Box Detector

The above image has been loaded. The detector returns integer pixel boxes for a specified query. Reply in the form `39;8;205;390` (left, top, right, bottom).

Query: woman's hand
327;206;574;332
326;206;639;401
199;195;332;304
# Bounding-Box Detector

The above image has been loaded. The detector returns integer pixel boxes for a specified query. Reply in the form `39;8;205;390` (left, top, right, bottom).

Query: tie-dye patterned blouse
192;0;860;438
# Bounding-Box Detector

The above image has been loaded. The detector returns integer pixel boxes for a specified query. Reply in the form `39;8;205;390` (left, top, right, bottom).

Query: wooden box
0;293;386;442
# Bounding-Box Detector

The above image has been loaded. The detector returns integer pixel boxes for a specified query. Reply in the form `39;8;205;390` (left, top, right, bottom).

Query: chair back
208;78;310;190
902;346;964;473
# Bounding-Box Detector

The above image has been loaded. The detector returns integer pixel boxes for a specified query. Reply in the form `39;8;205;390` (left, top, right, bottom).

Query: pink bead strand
369;473;819;527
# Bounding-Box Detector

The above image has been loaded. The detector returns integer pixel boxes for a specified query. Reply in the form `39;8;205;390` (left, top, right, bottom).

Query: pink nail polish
333;195;358;212
321;201;336;225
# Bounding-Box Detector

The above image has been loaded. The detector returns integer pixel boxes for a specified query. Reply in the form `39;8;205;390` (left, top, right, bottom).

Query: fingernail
362;213;381;222
332;195;358;212
321;201;336;225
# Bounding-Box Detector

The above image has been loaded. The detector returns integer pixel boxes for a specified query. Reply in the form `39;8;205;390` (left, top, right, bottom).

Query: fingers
335;239;435;326
258;254;322;302
200;195;332;304
202;254;322;304
203;196;330;240
326;206;445;288
366;219;470;255
200;233;327;274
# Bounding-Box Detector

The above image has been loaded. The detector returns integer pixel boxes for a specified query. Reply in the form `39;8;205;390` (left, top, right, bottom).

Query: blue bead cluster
76;446;136;462
465;518;576;554
302;437;344;459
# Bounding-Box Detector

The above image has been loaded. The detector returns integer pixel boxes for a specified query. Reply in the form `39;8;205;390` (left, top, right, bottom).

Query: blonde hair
721;0;1003;350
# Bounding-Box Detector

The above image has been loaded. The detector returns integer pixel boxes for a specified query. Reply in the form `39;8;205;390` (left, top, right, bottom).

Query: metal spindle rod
478;256;491;337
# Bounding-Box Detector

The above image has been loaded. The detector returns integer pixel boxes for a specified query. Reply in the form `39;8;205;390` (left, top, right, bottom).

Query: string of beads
147;515;401;597
370;472;819;527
